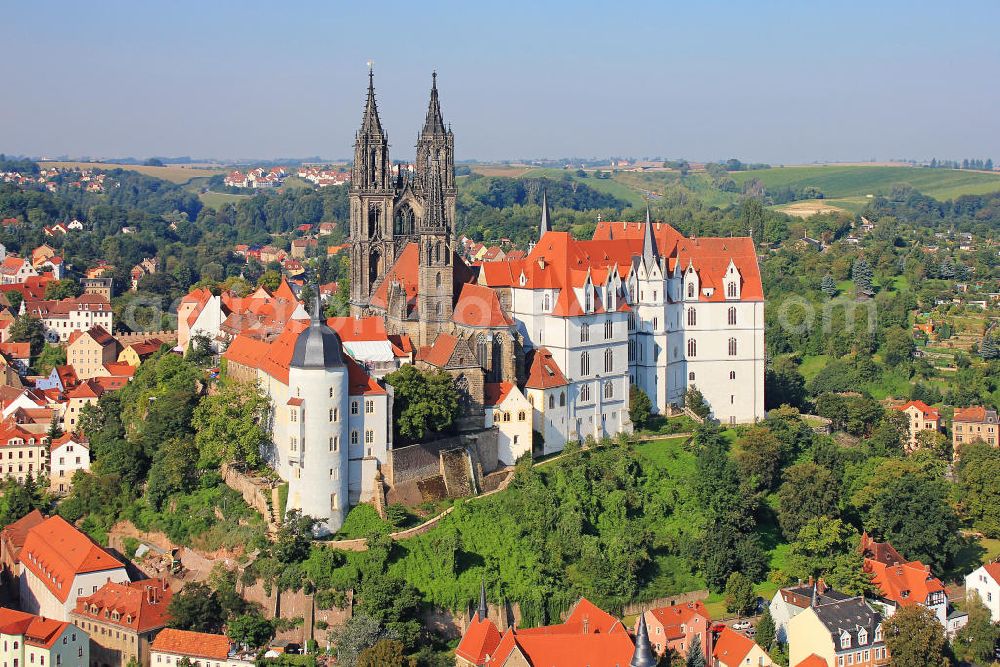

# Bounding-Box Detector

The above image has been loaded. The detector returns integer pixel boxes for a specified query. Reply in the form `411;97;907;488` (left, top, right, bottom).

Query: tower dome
290;294;344;369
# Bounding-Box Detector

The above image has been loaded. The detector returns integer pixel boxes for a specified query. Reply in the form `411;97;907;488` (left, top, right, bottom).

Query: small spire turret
540;189;552;238
477;578;488;621
630;613;657;667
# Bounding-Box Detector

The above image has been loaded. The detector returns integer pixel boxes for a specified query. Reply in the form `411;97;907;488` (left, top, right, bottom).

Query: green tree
34;344;66;375
734;425;783;492
43;279;82;300
226;613;274;649
383;365;459;443
274;510;317;564
686;634;706;667
776;462;839;540
756;606;776;652
724;572;756;616
357;639;408;667
329;613;399;667
913;429;949;460
764;357;806;410
193;379;271;469
956;442;1000;537
258;270;281;292
9;314;45;358
145;437;200;510
741;197;766;242
628;384;653;430
783;517;874;595
884;605;948;666
0;477;43;527
820;273;837;297
852;257;874;297
952;592;1000;664
882;327;915;366
168;582;225;633
685;387;710;419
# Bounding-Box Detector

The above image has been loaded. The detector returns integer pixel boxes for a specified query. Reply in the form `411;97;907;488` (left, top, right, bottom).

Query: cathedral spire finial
540;189;551;238
422;71;446;136
477;577;488;621
641;199;659;264
359;62;383;136
630;613;657;667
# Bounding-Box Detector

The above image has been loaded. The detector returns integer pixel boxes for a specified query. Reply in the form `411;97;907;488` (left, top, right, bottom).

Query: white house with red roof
18;515;130;621
966;561;1000;623
483;381;532;464
0;606;89;666
521;347;570;455
0;256;38;285
49;433;90;494
151;628;255;666
222;301;392;534
21;293;113;342
891;400;940;450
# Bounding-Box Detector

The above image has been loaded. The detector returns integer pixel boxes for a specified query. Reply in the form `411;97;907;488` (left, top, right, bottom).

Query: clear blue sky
3;0;998;164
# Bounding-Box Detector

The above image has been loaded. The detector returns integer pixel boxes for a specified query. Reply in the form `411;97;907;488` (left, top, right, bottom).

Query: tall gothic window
688;283;695;298
581;351;590;375
604;348;613;373
728;337;737;356
728;307;737;326
580;324;590;343
584;289;593;312
727;281;737;298
543;293;551;312
604;320;613;339
687;307;696;326
604;381;614;399
581;384;591;402
559;391;566;407
687;339;697;357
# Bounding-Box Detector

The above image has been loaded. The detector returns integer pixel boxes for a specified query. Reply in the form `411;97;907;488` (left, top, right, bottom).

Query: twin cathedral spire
349;68;457;325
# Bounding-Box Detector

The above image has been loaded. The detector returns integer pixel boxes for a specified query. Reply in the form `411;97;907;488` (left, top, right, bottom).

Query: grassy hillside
730;165;1000;200
40;161;226;185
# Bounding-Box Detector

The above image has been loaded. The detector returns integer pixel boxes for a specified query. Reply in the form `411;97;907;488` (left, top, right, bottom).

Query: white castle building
223;300;392;535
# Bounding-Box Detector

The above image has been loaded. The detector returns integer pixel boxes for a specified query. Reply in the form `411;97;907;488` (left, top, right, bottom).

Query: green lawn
798;354;830;381
199;190;251;208
520;168;648;206
731;165;1000;200
634;436;694;474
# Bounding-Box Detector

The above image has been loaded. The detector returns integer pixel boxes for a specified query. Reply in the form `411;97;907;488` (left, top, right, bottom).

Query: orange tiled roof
713;626;757;666
326;316;388;342
524;347;567;389
484;382;515;407
103;363;136;378
864;557;944;608
954;406;998;423
984;562;1000;583
893;400;940;420
0;607;71;649
795;655;829;667
19;516;125;603
453;283;513;328
415;333;459;369
0;509;44;554
455;614;501;664
151;628;232;660
646;601;711;640
73;579;172;632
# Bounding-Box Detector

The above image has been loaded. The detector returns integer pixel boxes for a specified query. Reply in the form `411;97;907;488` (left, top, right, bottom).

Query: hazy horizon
3;0;998;164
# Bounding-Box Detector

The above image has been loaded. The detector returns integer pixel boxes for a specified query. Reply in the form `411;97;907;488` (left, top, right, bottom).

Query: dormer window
858;629;867;645
687;283;695;298
727;281;737;298
874;624;882;642
584;289;593;312
840;632;851;649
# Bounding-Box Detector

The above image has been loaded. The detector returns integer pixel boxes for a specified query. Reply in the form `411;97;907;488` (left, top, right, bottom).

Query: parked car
732;620;752;631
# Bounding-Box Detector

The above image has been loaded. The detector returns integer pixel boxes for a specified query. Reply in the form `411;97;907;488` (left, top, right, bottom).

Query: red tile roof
370;242;477;316
645;601;711;640
19;515;125;603
984;562;1000;584
0;607;71;649
452;284;513;328
0;509;44;556
524;347;567;389
76;325;116;347
73;579;172;633
455;614;501;664
795;655;829;667
713;627;757;666
326;316;388;342
954;406;998;423
151;628;233;660
415;333;459;369
484;382;515;407
864;553;944;609
893;400;940;420
103;362;136;378
0;342;29;360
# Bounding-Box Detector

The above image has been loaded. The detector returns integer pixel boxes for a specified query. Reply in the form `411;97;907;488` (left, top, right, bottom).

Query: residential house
67;325;121;379
290;238;317;259
71;579;172;667
0;342;30;375
150;628;255;666
0;606;90;666
712;625;772;667
130;258;157;291
22;293;114;342
62;380;106;432
30;244;56;267
484;382;533;465
81;276;113;301
521;347;569;457
635;600;711;660
318;222;337;236
953;406;998;455
860;533;965;636
326;316;410;378
455;597;645;667
0;422;49;484
117;338;164;367
786;595;888;667
18;515;130;621
965;561;1000;622
769;579;850;643
0;509;44;600
891;400;940;451
49;433;90;494
0;256;38;284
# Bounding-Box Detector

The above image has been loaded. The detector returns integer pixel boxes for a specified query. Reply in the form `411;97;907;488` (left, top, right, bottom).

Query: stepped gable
19;515;125;602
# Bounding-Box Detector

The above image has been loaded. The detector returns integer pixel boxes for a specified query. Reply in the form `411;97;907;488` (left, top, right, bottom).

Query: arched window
604;381;614;399
727;281;737;298
494;412;501;424
476;336;488;368
604;320;613;339
584;289;593;312
687;283;695;298
503;412;511;422
548;395;555;409
518;411;526;421
729;371;736;380
559;391;566;407
628;312;636;331
543;293;551;311
581;384;591;401
628;339;635;361
728;337;737;356
728;307;737;326
580;324;590;342
604;348;613;373
687;339;697;357
687;307;696;326
581;351;590;375
436;272;442;291
689;371;695;381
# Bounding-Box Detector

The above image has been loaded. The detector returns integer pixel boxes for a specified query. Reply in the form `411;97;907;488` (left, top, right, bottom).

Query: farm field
40;161;226;184
730;165;1000;200
199;191;250;208
775;200;852;218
